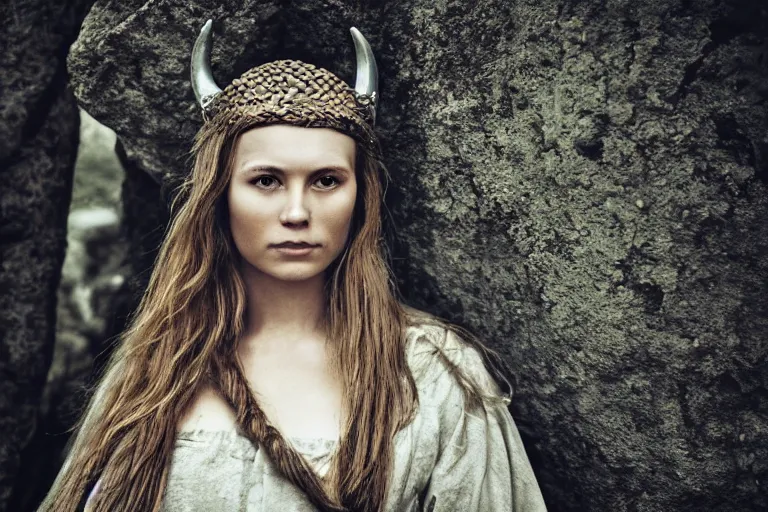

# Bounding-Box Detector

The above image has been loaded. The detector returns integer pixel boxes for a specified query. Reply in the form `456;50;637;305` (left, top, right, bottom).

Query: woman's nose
278;188;310;225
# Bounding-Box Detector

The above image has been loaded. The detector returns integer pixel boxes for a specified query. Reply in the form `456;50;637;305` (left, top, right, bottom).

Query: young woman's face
227;125;357;282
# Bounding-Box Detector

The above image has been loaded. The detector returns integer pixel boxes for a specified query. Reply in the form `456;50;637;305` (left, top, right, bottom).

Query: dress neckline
177;428;339;452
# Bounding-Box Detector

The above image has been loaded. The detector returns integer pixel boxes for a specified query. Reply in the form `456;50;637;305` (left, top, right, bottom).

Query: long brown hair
39;113;513;512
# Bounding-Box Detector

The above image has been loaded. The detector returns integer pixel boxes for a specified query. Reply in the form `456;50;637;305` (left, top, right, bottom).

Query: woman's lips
271;243;319;256
273;242;318;248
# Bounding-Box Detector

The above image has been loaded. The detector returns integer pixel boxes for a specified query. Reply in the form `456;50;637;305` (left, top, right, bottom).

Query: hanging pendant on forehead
189;19;379;134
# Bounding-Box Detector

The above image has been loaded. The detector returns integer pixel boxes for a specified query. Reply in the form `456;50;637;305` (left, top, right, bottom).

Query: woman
39;20;547;512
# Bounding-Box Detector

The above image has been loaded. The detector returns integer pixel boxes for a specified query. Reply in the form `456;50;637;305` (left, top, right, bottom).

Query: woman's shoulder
402;305;503;402
177;383;238;433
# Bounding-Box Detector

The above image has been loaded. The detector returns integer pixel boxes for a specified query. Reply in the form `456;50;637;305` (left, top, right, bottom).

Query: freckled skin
227;125;357;282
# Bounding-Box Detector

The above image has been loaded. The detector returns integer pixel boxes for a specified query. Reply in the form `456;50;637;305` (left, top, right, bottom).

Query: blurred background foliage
71;110;123;210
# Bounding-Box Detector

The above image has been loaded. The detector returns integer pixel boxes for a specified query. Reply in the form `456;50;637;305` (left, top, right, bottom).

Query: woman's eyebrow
239;164;353;175
239;164;280;175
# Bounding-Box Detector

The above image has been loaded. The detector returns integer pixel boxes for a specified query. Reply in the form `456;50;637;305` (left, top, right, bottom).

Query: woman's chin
263;264;329;282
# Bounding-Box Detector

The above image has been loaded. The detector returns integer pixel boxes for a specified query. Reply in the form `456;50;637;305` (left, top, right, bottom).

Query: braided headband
190;20;379;145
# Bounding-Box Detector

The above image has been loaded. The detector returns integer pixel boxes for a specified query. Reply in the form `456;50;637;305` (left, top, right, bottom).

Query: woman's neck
238;265;328;345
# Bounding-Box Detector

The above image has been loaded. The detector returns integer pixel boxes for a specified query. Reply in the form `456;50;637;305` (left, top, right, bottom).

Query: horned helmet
190;20;379;147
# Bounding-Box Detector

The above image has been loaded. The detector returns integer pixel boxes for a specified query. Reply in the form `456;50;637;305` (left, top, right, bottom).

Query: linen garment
159;323;546;511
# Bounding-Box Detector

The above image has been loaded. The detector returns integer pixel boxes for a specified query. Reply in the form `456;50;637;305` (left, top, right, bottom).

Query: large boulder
0;1;94;509
65;0;768;510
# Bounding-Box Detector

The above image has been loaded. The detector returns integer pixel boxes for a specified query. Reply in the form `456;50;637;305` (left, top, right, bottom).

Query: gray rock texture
0;1;93;509
14;115;130;512
63;0;768;511
14;208;126;512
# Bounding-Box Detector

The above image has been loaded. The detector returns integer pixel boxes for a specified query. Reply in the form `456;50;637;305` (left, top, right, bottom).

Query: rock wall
0;1;94;510
383;1;768;510
13;205;127;512
61;0;768;510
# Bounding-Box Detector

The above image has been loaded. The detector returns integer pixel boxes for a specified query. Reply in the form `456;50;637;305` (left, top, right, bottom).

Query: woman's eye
250;174;339;190
316;175;340;189
253;176;278;188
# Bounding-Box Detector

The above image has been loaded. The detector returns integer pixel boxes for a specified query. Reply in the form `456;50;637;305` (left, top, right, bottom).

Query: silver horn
191;19;223;111
350;27;379;123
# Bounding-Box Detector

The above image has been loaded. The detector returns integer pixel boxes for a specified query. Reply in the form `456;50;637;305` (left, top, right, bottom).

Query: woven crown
210;60;376;146
191;21;379;147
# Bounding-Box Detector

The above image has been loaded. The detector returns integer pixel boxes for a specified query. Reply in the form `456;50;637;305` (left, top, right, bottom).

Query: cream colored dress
94;323;548;511
86;325;546;512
